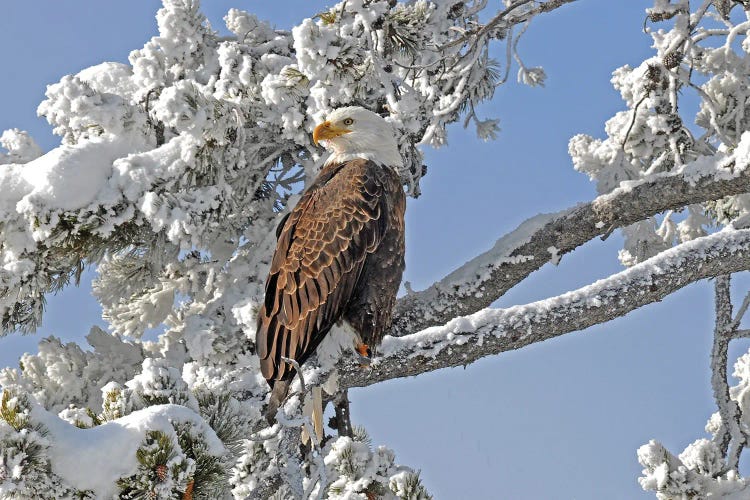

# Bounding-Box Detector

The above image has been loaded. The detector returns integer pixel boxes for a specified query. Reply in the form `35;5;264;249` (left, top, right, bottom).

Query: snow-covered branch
341;229;750;389
391;152;750;336
9;0;750;497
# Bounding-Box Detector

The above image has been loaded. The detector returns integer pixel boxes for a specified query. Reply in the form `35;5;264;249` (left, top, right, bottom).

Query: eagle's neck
323;138;403;170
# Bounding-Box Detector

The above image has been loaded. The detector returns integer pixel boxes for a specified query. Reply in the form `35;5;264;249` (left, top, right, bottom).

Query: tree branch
711;276;735;460
390;158;749;336
341;229;750;389
711;275;747;471
440;0;578;50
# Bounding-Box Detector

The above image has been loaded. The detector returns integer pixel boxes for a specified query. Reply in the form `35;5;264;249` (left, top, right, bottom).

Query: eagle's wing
256;159;390;383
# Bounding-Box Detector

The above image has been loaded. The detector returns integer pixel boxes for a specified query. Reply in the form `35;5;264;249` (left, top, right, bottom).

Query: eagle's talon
355;343;372;367
356;343;371;358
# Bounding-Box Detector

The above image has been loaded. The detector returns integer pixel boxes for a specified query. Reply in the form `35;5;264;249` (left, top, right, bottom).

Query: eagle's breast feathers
256;158;406;384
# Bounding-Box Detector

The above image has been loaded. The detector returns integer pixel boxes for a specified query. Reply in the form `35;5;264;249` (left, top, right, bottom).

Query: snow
433;210;564;296
547;246;561;265
31;402;224;498
0;129;42;164
593;134;749;205
17;134;144;214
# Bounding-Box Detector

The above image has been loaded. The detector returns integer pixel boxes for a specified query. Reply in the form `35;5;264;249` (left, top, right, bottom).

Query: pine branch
339;229;750;389
390;159;750;336
441;0;578;50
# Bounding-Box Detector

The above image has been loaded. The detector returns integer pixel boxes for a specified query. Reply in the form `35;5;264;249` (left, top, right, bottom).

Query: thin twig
439;0;575;50
622;95;648;149
731;291;750;330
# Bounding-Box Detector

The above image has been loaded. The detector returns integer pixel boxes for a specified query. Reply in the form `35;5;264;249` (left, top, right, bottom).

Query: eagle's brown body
256;158;406;391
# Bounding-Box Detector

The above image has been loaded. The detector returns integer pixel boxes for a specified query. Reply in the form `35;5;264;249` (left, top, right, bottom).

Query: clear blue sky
2;2;747;498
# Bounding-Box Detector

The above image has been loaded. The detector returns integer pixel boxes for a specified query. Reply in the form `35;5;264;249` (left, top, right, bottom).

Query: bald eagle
257;106;406;420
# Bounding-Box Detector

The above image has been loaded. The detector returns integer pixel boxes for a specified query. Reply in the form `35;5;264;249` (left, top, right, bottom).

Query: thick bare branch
391;159;749;336
341;229;750;389
711;276;735;460
711;276;747;471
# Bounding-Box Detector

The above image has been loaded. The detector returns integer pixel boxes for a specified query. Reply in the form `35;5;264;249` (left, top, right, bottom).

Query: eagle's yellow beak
313;121;351;145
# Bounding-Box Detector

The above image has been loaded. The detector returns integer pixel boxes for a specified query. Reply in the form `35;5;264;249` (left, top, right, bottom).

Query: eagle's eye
343;118;354;126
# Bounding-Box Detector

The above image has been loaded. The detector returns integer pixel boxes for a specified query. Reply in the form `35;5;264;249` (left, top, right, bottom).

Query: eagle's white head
313;106;403;168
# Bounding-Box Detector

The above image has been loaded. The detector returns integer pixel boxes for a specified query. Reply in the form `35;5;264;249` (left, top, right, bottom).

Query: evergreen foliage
5;0;750;497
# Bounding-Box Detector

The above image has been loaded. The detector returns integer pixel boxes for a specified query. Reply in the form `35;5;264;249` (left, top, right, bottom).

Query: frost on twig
637;439;749;498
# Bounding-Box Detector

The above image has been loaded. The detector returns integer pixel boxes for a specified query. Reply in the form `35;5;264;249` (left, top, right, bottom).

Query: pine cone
155;464;168;481
662;51;683;70
716;0;731;19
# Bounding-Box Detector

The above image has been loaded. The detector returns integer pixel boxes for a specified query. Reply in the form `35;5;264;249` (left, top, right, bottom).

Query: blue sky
1;1;746;498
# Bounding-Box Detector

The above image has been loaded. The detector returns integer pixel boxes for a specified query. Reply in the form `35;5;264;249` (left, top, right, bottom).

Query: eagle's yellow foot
355;343;372;367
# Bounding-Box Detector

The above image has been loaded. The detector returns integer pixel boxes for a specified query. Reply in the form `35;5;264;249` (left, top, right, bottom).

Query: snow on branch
340;228;750;389
391;151;750;336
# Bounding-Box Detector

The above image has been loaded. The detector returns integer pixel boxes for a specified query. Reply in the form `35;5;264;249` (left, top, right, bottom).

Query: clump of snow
318;434;431;499
31;402;224;499
547;246;561;265
38;71;146;144
126;358;199;412
17;134;146;216
0;129;42;165
58;406;96;429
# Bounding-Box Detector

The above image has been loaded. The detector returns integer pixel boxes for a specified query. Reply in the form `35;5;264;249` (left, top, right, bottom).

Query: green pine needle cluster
384;2;431;58
195;391;247;454
390;471;432;500
1;390;29;432
174;422;227;498
117;421;227;500
101;386;127;421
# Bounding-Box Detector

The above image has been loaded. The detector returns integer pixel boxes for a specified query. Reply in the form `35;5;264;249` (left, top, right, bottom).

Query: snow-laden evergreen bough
0;0;545;497
4;0;750;497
